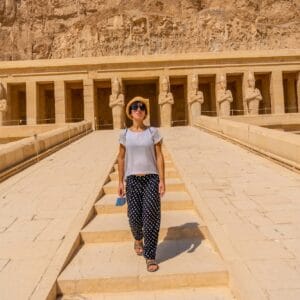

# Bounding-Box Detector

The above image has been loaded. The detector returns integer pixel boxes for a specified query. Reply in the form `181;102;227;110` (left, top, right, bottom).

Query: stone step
109;167;180;180
57;239;228;294
58;287;233;299
80;210;208;243
103;178;185;194
94;191;194;214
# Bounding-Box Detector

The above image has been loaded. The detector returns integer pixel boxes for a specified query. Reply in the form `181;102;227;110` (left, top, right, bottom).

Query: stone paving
1;126;300;300
161;126;300;300
0;130;119;300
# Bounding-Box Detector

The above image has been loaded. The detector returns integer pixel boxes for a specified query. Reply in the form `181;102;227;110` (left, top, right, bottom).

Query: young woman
117;98;165;272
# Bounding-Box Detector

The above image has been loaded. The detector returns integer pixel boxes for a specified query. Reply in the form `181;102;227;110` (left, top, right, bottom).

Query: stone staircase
56;148;234;299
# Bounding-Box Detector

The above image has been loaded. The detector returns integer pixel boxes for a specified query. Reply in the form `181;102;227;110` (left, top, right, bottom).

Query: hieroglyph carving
188;74;204;124
109;77;125;129
158;75;174;127
0;1;299;60
216;74;233;117
244;72;262;115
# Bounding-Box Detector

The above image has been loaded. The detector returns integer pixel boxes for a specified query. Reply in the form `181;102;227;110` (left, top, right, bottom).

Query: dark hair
129;100;148;116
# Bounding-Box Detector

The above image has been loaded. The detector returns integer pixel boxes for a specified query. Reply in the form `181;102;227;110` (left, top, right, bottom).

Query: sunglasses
130;103;146;111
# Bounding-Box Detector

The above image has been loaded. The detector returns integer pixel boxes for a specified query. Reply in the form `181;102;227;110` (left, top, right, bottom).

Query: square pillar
83;78;95;129
0;82;8;126
54;80;66;123
242;71;249;115
297;72;300;112
26;81;37;125
270;70;285;114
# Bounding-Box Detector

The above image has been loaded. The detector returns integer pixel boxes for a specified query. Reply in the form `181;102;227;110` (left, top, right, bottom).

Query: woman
117;98;165;272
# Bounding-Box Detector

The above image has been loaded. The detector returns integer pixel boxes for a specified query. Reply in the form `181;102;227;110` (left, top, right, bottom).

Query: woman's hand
159;180;165;197
118;181;125;197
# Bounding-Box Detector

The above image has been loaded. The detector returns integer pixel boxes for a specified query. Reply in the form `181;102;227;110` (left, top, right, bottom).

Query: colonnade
0;70;299;129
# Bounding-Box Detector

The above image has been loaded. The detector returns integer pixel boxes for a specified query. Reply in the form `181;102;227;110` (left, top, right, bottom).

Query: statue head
0;83;6;100
247;72;255;88
217;74;226;90
161;76;169;92
0;99;8;112
191;74;198;91
111;77;121;94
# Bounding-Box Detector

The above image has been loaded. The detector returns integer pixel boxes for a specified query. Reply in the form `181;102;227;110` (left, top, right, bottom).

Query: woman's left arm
155;141;165;197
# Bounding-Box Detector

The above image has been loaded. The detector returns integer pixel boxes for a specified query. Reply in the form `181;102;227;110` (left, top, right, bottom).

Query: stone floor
161;126;300;300
0;126;300;300
0;130;119;300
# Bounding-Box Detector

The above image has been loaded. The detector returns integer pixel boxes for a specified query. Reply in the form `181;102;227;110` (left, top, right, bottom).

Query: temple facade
0;50;299;130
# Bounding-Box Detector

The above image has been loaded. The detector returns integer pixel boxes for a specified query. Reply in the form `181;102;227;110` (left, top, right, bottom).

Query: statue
244;72;262;115
109;77;125;129
0;83;7;126
188;74;204;124
158;75;174;127
216;74;233;117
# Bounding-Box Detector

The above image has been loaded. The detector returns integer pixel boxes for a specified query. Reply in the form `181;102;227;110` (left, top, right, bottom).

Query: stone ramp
0;130;120;300
160;126;300;300
56;148;234;299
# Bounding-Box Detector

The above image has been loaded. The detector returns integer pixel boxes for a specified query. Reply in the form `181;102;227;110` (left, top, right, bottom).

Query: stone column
242;71;249;115
26;81;37;125
215;72;223;116
54;80;66;124
287;78;297;113
297;72;300;113
83;78;95;129
0;82;8;126
270;70;285;114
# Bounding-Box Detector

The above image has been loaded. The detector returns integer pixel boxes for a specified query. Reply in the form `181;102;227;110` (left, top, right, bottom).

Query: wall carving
0;0;299;60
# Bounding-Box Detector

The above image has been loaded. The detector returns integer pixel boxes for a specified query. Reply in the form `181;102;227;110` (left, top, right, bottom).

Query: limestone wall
222;113;300;126
194;115;300;168
0;121;92;173
0;0;299;61
0;124;64;138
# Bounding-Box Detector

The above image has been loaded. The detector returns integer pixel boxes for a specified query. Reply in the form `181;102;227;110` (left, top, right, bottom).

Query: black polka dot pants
125;174;161;260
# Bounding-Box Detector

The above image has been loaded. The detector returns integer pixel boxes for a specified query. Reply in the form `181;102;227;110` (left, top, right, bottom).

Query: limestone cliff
0;0;299;60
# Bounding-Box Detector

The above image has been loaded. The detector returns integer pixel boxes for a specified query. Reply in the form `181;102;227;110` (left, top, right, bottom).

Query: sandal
134;240;144;256
146;259;159;272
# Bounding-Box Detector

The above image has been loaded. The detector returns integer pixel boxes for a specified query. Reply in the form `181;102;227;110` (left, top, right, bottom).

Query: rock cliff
0;0;299;60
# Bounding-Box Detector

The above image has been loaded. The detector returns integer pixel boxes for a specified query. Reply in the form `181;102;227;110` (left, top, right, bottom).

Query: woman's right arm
117;144;126;197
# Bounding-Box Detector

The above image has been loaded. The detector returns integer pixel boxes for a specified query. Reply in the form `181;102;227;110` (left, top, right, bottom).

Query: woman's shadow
156;222;203;264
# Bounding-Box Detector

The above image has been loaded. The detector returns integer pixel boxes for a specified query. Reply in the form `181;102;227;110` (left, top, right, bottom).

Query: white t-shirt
119;126;163;179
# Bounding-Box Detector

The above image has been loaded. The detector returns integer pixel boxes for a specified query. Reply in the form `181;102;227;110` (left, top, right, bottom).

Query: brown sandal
146;259;159;272
134;240;144;256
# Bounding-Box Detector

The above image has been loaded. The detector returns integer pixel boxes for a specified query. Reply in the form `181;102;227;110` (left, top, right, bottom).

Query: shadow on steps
157;222;203;263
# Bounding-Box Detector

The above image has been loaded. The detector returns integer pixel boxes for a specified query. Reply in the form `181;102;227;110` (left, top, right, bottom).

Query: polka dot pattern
126;174;161;260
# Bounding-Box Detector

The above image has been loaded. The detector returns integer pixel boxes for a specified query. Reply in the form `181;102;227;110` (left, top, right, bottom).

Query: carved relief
188;74;204;124
244;72;262;115
1;1;298;60
158;75;174;127
109;77;125;129
216;74;233;117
